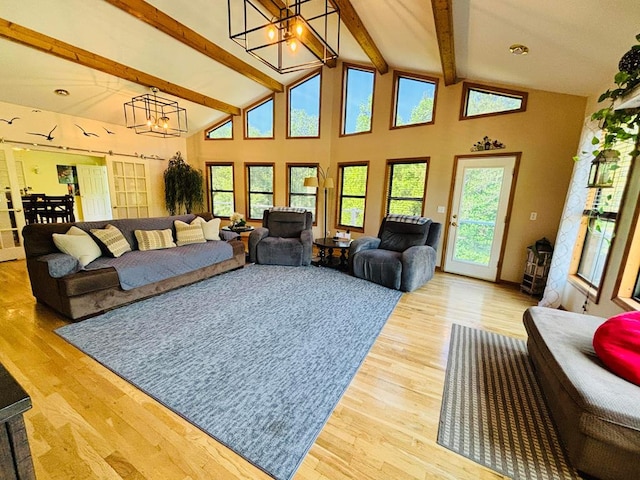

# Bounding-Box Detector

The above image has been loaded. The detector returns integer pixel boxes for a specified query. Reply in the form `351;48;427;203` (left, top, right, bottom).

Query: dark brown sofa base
33;248;245;321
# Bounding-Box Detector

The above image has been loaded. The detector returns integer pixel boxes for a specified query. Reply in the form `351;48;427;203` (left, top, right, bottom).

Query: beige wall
188;62;587;283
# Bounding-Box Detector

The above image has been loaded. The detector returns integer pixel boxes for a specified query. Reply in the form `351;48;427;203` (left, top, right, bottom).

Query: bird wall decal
0;117;20;124
27;125;56;141
75;124;99;137
103;127;116;135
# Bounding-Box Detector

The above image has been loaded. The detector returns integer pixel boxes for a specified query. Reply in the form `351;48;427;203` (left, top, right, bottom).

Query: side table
313;237;352;271
0;363;36;480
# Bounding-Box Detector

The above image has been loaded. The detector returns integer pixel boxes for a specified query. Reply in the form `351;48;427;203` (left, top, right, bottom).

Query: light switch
437;206;445;214
530;212;537;221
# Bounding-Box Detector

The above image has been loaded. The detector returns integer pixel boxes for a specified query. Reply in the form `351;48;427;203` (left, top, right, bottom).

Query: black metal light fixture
228;0;340;74
124;87;188;138
587;149;620;188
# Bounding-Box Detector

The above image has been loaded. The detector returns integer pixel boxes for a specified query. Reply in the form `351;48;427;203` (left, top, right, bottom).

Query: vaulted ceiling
0;0;638;134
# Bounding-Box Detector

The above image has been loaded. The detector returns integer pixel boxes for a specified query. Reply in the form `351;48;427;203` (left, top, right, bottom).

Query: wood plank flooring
0;260;537;479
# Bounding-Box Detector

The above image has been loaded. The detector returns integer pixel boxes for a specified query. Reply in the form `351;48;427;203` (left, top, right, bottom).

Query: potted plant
163;152;204;215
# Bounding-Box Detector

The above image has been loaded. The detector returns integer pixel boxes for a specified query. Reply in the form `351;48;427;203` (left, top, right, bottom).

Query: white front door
0;149;26;261
443;155;517;281
76;165;112;221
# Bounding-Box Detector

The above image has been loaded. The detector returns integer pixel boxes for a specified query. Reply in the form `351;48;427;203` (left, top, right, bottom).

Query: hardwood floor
0;259;537;480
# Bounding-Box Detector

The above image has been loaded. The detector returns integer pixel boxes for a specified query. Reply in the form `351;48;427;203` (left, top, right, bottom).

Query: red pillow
593;311;640;386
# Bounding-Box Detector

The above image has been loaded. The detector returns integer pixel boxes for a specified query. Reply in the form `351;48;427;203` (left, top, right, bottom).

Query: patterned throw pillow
191;216;221;241
134;229;176;251
91;224;131;257
174;220;206;246
52;226;102;267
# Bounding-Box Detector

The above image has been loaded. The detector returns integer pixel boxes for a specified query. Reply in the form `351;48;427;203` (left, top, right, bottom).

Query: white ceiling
0;0;638;134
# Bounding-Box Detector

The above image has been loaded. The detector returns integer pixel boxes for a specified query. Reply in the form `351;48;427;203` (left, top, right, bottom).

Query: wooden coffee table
313;237;352;271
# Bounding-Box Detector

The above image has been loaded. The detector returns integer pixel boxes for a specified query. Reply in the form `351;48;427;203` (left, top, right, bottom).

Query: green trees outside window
393;72;438;128
461;82;528;119
338;163;368;229
288;72;321;138
205;118;233;139
342;65;375;135
386;160;428;216
289;165;317;220
207;163;234;217
246;164;274;219
245;96;274;138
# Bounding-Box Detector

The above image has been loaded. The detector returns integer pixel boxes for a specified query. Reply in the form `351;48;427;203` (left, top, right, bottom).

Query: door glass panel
112;160;148;218
452;167;504;266
0;152;21;249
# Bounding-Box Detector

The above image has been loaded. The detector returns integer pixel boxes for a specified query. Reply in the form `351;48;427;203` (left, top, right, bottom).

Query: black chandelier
124;87;188;138
228;0;340;74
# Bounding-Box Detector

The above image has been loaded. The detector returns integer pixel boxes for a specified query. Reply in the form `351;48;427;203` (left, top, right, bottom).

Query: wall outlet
530;212;537;221
437;206;445;213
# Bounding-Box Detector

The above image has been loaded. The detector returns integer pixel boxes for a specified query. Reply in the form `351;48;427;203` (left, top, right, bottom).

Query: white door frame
442;152;520;282
0;147;26;261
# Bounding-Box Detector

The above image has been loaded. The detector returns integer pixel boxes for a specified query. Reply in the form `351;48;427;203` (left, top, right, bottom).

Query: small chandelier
587;149;620;188
228;0;340;74
124;87;188;138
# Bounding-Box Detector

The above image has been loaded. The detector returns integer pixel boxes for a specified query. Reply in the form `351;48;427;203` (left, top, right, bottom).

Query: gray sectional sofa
23;214;245;320
524;307;640;480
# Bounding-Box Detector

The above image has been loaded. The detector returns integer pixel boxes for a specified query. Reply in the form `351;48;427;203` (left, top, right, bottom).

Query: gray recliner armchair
249;208;313;266
349;215;442;292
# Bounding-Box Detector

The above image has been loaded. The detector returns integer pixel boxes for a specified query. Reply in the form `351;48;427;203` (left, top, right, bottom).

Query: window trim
287;163;318;225
244;94;275;140
459;81;528;121
205;162;235;219
245;162;275;221
286;69;322;139
204;116;233;141
382;157;429;219
612;155;640;311
339;62;376;137
389;71;439;130
336;161;369;232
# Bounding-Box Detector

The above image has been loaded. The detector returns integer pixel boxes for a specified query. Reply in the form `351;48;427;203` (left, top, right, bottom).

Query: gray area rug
56;265;402;480
438;324;582;480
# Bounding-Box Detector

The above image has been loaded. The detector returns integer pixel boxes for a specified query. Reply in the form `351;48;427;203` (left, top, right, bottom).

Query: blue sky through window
344;68;374;134
289;73;320;137
396;77;435;125
247;98;273;137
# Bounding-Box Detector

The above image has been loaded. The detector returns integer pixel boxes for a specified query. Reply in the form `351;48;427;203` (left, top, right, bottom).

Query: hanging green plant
590;33;640;160
163;151;204;215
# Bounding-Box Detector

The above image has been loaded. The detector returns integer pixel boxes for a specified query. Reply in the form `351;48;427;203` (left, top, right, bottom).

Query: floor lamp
304;167;334;239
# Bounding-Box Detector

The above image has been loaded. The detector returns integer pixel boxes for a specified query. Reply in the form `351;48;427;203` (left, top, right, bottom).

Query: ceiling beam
331;0;388;74
103;0;283;93
431;0;457;85
254;0;337;68
0;18;241;116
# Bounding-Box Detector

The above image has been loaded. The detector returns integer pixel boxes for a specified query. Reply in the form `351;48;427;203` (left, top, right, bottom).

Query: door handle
15;209;22;213
450;222;458;227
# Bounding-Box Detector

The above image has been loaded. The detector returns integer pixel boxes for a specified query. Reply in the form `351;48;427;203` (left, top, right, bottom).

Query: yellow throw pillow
91;224;131;258
134;229;176;251
175;220;206;246
52;226;102;267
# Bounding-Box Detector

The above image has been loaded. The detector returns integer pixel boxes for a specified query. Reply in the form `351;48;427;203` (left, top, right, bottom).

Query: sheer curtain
539;119;598;308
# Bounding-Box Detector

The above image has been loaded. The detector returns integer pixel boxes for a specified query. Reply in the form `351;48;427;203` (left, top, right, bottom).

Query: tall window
460;82;528;120
245;95;274;139
337;162;368;230
207;163;234;218
204;117;233;140
385;158;428;216
574;139;633;290
391;71;438;128
341;64;375;136
246;163;274;220
288;164;318;222
288;71;321;138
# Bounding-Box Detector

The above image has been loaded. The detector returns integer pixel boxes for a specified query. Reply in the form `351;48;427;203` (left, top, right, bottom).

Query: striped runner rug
438;324;582;479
